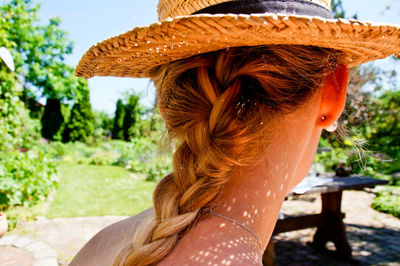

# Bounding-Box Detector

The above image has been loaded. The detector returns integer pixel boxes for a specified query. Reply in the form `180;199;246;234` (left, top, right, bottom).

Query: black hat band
193;0;334;19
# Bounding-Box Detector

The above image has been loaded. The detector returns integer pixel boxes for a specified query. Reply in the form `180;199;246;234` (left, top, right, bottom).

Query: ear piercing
325;121;338;132
321;115;338;132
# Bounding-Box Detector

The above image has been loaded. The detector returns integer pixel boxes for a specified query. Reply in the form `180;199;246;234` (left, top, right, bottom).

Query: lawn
46;163;156;218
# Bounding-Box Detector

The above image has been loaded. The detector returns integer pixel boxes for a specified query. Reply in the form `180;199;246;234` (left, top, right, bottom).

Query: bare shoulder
70;208;154;266
159;216;262;266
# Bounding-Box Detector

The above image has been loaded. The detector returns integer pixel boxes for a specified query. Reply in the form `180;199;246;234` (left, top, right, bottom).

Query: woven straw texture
76;12;400;79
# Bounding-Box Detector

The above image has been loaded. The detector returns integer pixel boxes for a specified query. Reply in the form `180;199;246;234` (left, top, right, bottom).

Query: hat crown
158;0;332;21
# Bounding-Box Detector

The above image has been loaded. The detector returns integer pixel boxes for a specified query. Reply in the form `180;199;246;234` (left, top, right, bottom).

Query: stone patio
4;189;400;265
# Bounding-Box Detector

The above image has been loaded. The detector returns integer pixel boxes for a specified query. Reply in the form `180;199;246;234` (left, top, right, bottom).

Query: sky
17;0;400;114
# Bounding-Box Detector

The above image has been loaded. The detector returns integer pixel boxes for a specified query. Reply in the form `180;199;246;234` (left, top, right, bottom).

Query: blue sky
29;0;400;114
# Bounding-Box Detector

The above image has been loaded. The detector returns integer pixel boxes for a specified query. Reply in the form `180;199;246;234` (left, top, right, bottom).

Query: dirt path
10;189;400;265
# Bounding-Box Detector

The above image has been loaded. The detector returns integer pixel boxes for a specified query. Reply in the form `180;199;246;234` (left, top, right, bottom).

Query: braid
113;45;343;265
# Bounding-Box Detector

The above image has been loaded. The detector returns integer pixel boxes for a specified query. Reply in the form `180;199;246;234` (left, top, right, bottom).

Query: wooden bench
262;175;388;265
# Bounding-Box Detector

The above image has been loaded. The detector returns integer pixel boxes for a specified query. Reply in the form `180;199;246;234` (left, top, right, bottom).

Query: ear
317;64;349;128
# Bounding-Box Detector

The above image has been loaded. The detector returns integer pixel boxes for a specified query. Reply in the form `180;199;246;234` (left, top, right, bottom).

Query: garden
0;0;399;259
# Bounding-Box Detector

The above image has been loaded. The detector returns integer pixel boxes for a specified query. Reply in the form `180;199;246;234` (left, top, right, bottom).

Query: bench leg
309;191;353;261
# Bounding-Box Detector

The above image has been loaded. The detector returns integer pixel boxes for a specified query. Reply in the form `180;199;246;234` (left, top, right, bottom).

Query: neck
212;160;291;252
159;108;322;264
212;113;320;253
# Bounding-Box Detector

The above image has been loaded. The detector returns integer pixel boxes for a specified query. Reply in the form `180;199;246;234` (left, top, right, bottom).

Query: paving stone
0;236;58;265
33;247;58;259
360;250;371;256
34;258;58;266
0;235;18;246
387;238;400;246
0;246;34;266
25;241;51;253
307;254;319;260
13;236;33;248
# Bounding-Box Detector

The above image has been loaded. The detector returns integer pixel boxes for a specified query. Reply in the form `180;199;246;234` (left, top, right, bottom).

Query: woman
72;0;400;265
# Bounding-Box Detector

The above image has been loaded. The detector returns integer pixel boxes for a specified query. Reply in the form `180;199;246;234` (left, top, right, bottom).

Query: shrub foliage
372;187;400;218
0;150;57;209
112;99;125;140
0;0;61;210
41;98;64;141
63;90;94;143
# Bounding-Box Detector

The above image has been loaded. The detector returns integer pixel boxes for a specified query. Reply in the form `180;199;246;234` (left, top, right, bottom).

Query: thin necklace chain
207;209;263;251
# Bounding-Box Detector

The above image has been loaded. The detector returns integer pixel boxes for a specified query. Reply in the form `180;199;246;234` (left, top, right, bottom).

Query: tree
0;48;39;151
1;0;91;140
112;99;125;140
0;0;85;101
41;98;64;141
331;0;346;19
123;94;141;141
368;90;400;161
93;110;113;140
62;86;94;143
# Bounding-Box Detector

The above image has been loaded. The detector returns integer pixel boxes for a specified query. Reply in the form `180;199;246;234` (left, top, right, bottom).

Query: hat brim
76;13;400;79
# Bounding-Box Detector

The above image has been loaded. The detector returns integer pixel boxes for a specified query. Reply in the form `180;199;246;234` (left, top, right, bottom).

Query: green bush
41;98;65;141
1;50;57;212
145;155;172;182
112;99;125;140
123;94;141;141
92;110;113;141
372;187;400;218
0;149;58;209
108;138;172;181
0;74;40;152
113;138;172;181
315;137;357;173
88;151;120;166
36;138;173;182
62;89;94;143
316;137;392;181
114;138;158;166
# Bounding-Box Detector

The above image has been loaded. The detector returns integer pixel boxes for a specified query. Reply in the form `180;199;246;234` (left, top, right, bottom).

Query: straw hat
76;0;400;79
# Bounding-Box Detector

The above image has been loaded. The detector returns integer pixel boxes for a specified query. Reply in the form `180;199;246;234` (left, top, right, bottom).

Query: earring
325;121;338;132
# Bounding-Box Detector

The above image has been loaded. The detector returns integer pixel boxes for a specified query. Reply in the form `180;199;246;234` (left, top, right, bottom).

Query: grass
46;163;156;218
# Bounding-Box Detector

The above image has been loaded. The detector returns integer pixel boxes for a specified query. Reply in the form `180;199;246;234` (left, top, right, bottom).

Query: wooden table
262;175;388;265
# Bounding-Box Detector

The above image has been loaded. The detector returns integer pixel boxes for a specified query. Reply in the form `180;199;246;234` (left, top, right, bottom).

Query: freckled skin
70;65;349;266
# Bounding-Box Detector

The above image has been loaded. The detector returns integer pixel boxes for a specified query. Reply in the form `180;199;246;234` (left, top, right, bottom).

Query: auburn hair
113;45;343;265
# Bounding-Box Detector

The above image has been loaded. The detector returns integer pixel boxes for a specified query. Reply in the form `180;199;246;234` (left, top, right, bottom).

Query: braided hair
113;45;343;265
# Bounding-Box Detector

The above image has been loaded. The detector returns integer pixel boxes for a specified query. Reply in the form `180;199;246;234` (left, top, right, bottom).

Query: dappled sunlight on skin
186;237;260;265
69;208;154;266
190;122;312;263
150;201;262;263
160;215;262;265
